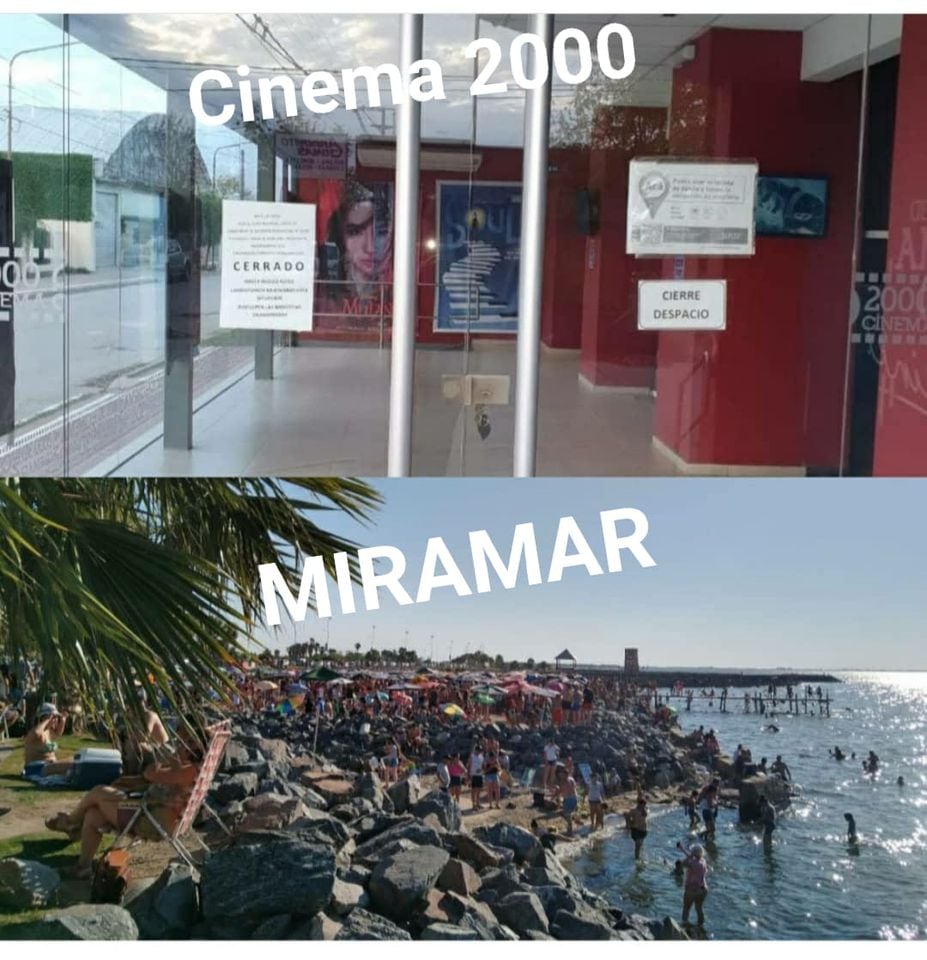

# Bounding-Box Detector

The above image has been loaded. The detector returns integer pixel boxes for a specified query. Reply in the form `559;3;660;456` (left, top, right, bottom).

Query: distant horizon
243;638;925;675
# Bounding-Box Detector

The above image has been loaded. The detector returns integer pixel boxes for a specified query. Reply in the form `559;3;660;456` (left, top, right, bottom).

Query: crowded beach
0;650;825;940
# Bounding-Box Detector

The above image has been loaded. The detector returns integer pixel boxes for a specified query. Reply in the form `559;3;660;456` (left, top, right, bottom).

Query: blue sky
257;479;927;672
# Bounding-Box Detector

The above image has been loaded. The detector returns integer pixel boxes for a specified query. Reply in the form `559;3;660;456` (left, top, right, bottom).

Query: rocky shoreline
4;706;737;940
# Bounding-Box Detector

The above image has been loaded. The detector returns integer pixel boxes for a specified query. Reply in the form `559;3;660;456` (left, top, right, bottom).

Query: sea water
566;672;927;940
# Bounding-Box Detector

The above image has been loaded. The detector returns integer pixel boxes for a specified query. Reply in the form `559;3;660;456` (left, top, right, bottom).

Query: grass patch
0;831;80;869
0;734;110;806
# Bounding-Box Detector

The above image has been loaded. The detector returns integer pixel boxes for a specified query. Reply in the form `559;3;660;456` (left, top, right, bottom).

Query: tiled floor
112;342;679;477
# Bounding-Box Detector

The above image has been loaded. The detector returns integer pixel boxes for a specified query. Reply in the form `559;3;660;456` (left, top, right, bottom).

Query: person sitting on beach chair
45;732;204;879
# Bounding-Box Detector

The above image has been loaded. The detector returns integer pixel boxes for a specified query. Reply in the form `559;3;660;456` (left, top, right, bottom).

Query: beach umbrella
376;691;390;702
474;693;497;705
546;680;564;692
392;692;413;703
441;703;466;717
254;680;278;692
288;682;309;694
301;666;343;682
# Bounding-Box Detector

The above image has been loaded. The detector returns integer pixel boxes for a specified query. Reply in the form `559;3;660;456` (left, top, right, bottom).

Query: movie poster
314;178;393;331
435;181;521;334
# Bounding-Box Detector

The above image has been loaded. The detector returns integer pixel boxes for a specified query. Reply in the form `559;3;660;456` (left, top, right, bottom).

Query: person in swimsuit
484;752;501;809
543;740;560;791
46;735;202;879
844;812;858;844
677;842;709;927
383;737;401;784
447;754;466;804
759;796;777;848
23;703;73;776
627;795;648;859
587;772;605;831
554;766;578;837
698;781;719;839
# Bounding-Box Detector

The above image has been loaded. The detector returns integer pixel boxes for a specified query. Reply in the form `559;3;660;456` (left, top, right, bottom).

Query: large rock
239;794;305;832
550;908;615;940
532;884;581;921
437;858;481;897
739;774;792;821
368;845;451;921
125;861;197;939
0;858;60;910
329;878;368;917
258;738;290;765
251;914;297;940
421;921;483;940
356;772;394;812
334;907;411;940
386;776;422;814
289;808;353;849
438;889;499;934
200;837;335;924
474;824;545;866
301;772;355;806
21;904;138;940
353;820;443;864
214;771;259;804
448;832;508;869
411;791;461;831
491;891;550;937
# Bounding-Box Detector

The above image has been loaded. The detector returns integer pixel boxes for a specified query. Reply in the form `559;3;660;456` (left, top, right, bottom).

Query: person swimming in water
897;776;905;787
830;746;845;761
844;812;858;844
863;751;880;775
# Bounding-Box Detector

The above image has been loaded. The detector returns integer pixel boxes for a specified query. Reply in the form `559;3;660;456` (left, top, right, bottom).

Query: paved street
11;271;223;422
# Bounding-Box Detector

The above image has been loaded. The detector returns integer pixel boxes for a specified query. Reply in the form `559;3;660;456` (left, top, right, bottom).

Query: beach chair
110;720;233;872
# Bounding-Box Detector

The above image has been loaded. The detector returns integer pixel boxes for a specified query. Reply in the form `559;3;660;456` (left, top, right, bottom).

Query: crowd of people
4;659;872;935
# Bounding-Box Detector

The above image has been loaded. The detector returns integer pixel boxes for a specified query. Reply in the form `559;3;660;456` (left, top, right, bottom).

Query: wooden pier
651;689;833;717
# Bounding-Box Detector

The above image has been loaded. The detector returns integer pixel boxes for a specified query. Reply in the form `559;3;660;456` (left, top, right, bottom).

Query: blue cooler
68;748;123;788
22;760;47;780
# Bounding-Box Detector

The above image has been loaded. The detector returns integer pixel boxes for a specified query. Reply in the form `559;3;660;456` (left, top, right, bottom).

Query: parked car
166;238;192;282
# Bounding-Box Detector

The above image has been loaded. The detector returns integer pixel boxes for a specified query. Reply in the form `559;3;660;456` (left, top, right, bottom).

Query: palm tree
0;477;380;735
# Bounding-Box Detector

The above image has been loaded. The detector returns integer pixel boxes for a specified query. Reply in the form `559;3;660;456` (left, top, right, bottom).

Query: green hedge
11;151;93;244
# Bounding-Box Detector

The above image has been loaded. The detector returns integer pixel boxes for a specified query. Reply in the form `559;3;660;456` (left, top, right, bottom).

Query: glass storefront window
1;12;925;476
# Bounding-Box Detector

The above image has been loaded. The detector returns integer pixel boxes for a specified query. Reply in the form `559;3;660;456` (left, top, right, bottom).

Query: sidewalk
25;264;163;297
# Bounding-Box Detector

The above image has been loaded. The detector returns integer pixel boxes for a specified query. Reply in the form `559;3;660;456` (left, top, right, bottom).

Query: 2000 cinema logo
852;203;927;418
0;246;64;325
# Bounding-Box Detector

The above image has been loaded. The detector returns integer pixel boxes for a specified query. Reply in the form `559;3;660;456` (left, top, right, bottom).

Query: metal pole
513;14;553;477
387;13;423;477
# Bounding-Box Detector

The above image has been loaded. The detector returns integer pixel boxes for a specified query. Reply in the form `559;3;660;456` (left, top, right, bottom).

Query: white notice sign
627;160;757;257
637;280;727;331
220;200;315;331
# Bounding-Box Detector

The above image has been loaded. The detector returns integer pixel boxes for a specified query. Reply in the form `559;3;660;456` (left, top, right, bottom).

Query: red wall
653;29;860;469
873;15;927;475
580;106;667;387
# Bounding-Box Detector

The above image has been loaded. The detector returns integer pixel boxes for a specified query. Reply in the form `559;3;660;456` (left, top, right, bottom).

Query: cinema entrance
0;13;925;476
